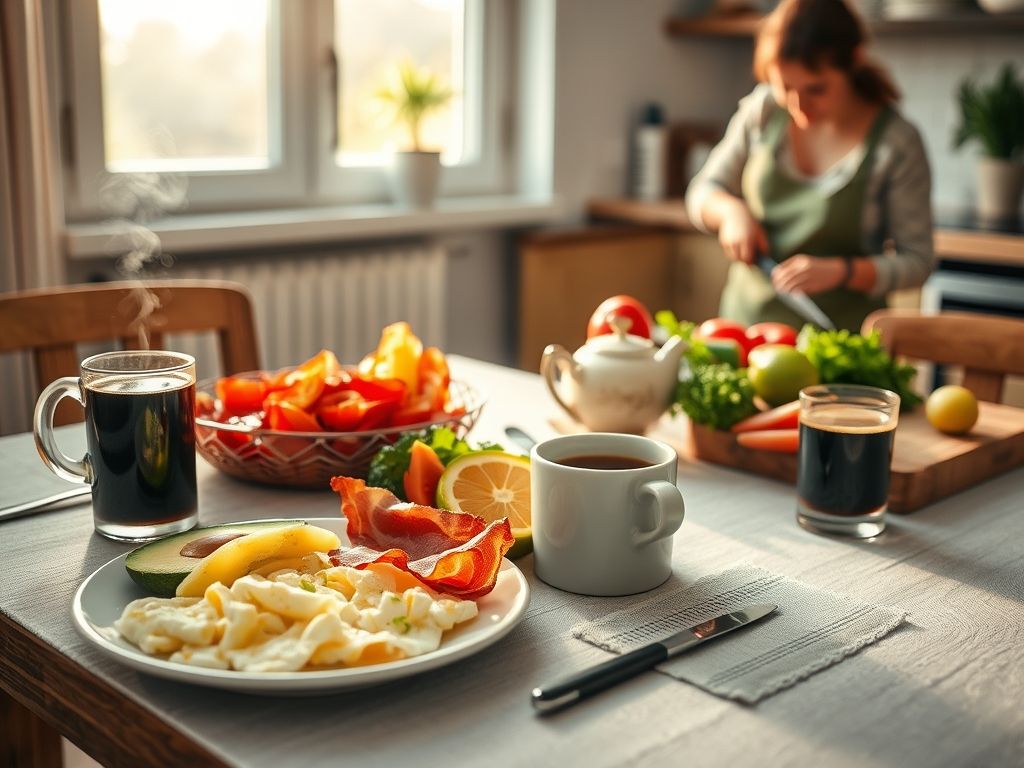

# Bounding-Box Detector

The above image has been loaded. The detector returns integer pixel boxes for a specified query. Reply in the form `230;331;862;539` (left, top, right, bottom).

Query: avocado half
125;519;305;597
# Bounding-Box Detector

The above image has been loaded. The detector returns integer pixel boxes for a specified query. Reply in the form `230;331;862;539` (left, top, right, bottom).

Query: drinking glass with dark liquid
797;384;900;539
34;351;199;541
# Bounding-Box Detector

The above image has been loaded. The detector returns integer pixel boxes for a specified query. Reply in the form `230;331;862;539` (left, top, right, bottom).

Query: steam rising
102;169;188;349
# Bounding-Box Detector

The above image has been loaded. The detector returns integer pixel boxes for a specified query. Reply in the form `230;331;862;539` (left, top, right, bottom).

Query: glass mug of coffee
530;433;685;596
33;350;199;541
797;384;900;539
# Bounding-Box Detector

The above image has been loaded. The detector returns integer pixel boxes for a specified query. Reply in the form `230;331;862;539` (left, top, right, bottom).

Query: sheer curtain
0;0;65;434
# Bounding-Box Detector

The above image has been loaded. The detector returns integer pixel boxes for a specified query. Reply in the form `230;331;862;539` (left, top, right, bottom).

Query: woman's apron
719;105;890;332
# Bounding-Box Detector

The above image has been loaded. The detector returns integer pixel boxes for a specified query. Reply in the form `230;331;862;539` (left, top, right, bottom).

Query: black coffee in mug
35;350;199;541
556;454;654;470
85;374;197;530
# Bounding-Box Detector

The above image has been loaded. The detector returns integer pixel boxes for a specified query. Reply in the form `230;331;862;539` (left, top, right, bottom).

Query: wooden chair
0;279;261;427
862;309;1024;403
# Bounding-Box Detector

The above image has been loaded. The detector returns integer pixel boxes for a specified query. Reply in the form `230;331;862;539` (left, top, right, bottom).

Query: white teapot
540;316;687;434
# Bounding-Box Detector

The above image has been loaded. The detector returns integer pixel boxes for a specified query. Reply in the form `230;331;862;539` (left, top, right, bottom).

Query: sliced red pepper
357;398;400;430
265;374;325;411
316;391;367;431
417;346;451;410
215;376;268;417
391;395;435;428
266;401;322;432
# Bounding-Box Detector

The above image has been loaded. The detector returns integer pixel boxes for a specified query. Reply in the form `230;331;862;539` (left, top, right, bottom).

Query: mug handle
33;377;92;485
540;344;582;423
632;480;685;548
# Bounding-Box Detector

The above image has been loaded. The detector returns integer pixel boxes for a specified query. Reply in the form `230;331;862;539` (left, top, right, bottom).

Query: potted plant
953;64;1024;224
377;61;453;208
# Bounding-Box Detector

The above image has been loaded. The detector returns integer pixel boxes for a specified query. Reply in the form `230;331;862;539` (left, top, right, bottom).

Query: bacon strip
328;477;514;599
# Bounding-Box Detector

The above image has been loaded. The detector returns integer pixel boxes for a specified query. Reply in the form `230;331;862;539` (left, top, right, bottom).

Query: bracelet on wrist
840;256;855;287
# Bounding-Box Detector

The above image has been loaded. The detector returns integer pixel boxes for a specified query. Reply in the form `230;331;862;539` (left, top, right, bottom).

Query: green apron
719;105;890;332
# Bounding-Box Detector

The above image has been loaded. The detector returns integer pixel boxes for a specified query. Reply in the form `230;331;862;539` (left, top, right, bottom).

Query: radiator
169;244;448;379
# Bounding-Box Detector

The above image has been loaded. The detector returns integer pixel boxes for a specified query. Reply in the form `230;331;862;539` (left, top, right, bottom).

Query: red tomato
745;322;798;349
215;376;268;417
316;391;367;431
697;318;754;353
586;295;654;339
403;440;446;505
266;401;322;432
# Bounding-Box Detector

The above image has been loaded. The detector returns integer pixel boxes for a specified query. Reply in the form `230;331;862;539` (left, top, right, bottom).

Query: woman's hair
754;0;899;105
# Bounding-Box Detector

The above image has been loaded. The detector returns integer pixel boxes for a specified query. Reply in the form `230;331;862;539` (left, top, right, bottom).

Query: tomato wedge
403;440;446;505
730;401;801;433
735;429;799;453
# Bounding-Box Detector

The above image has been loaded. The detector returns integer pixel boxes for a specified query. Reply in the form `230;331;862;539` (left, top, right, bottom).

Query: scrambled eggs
114;561;478;672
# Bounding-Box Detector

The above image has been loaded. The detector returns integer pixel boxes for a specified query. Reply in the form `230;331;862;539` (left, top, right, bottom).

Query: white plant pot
976;157;1024;224
389;151;442;208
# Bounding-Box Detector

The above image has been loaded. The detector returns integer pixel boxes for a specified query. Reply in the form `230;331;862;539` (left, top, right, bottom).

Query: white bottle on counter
633;102;667;202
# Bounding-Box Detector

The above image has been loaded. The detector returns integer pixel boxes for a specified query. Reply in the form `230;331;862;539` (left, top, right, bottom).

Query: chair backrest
862;309;1024;403
0;280;261;426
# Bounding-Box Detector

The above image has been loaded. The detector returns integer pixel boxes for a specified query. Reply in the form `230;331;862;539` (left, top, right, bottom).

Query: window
62;0;513;218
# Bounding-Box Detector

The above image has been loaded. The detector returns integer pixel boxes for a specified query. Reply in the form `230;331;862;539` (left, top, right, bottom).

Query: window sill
64;196;566;259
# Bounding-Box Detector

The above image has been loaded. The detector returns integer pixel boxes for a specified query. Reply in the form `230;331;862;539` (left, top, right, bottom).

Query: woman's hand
717;204;768;265
772;256;846;295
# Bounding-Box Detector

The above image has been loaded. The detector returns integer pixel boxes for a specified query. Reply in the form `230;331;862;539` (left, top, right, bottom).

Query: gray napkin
572;564;908;704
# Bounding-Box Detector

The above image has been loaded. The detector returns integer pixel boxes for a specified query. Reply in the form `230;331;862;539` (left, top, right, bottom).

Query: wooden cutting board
678;403;1024;514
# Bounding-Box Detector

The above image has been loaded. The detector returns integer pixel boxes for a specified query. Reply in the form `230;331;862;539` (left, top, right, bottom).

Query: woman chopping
686;0;934;332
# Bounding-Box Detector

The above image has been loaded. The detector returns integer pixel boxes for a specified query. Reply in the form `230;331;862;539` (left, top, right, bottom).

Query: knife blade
531;603;777;713
756;256;836;330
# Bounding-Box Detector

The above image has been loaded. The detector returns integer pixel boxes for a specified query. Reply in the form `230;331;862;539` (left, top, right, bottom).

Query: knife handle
531;643;668;714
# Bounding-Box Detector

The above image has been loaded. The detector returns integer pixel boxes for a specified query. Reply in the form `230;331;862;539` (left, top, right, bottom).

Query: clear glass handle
33;376;92;485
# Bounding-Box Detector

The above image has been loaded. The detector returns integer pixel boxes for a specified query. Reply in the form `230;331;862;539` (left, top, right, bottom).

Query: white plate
72;518;530;694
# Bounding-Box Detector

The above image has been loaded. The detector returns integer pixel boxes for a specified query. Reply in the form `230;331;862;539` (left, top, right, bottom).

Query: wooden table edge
0;611;229;768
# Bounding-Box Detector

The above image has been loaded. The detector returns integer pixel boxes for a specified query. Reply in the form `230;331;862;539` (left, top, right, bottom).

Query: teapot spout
654;333;687;371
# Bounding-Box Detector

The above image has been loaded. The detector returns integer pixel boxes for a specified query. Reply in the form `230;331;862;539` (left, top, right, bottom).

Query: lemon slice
436;452;532;560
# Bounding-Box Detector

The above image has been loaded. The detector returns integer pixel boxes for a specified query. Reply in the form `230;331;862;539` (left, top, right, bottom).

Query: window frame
61;0;514;221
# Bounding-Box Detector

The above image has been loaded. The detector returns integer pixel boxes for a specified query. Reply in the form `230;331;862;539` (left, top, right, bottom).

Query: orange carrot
730;401;800;433
735;428;799;453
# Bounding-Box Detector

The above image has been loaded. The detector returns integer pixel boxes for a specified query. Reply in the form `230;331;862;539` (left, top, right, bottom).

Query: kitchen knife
531;603;777;713
756;256;836;330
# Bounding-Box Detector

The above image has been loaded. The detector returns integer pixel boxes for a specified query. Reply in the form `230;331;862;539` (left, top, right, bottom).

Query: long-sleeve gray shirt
686;85;934;298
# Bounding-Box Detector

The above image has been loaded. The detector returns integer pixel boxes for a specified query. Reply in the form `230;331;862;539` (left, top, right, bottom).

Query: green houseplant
953;64;1024;223
377;61;453;208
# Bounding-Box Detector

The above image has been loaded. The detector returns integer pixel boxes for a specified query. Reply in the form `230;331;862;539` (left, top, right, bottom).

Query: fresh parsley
366;426;504;500
657;311;756;430
797;326;922;409
299;579;316;593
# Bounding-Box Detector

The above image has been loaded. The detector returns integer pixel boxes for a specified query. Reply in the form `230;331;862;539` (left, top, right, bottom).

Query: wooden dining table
1;356;1022;768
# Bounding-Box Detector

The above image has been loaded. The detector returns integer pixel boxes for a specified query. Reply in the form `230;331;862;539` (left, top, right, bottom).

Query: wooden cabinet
517;227;675;372
517;224;736;371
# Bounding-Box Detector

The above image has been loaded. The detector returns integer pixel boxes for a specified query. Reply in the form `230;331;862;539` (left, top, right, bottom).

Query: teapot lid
582;315;656;358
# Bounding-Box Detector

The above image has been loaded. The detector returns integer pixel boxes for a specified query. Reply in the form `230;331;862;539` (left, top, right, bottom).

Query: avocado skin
124;520;304;597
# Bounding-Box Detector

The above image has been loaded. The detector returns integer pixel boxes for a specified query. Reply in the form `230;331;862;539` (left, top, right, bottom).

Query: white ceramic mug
530;433;685;596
